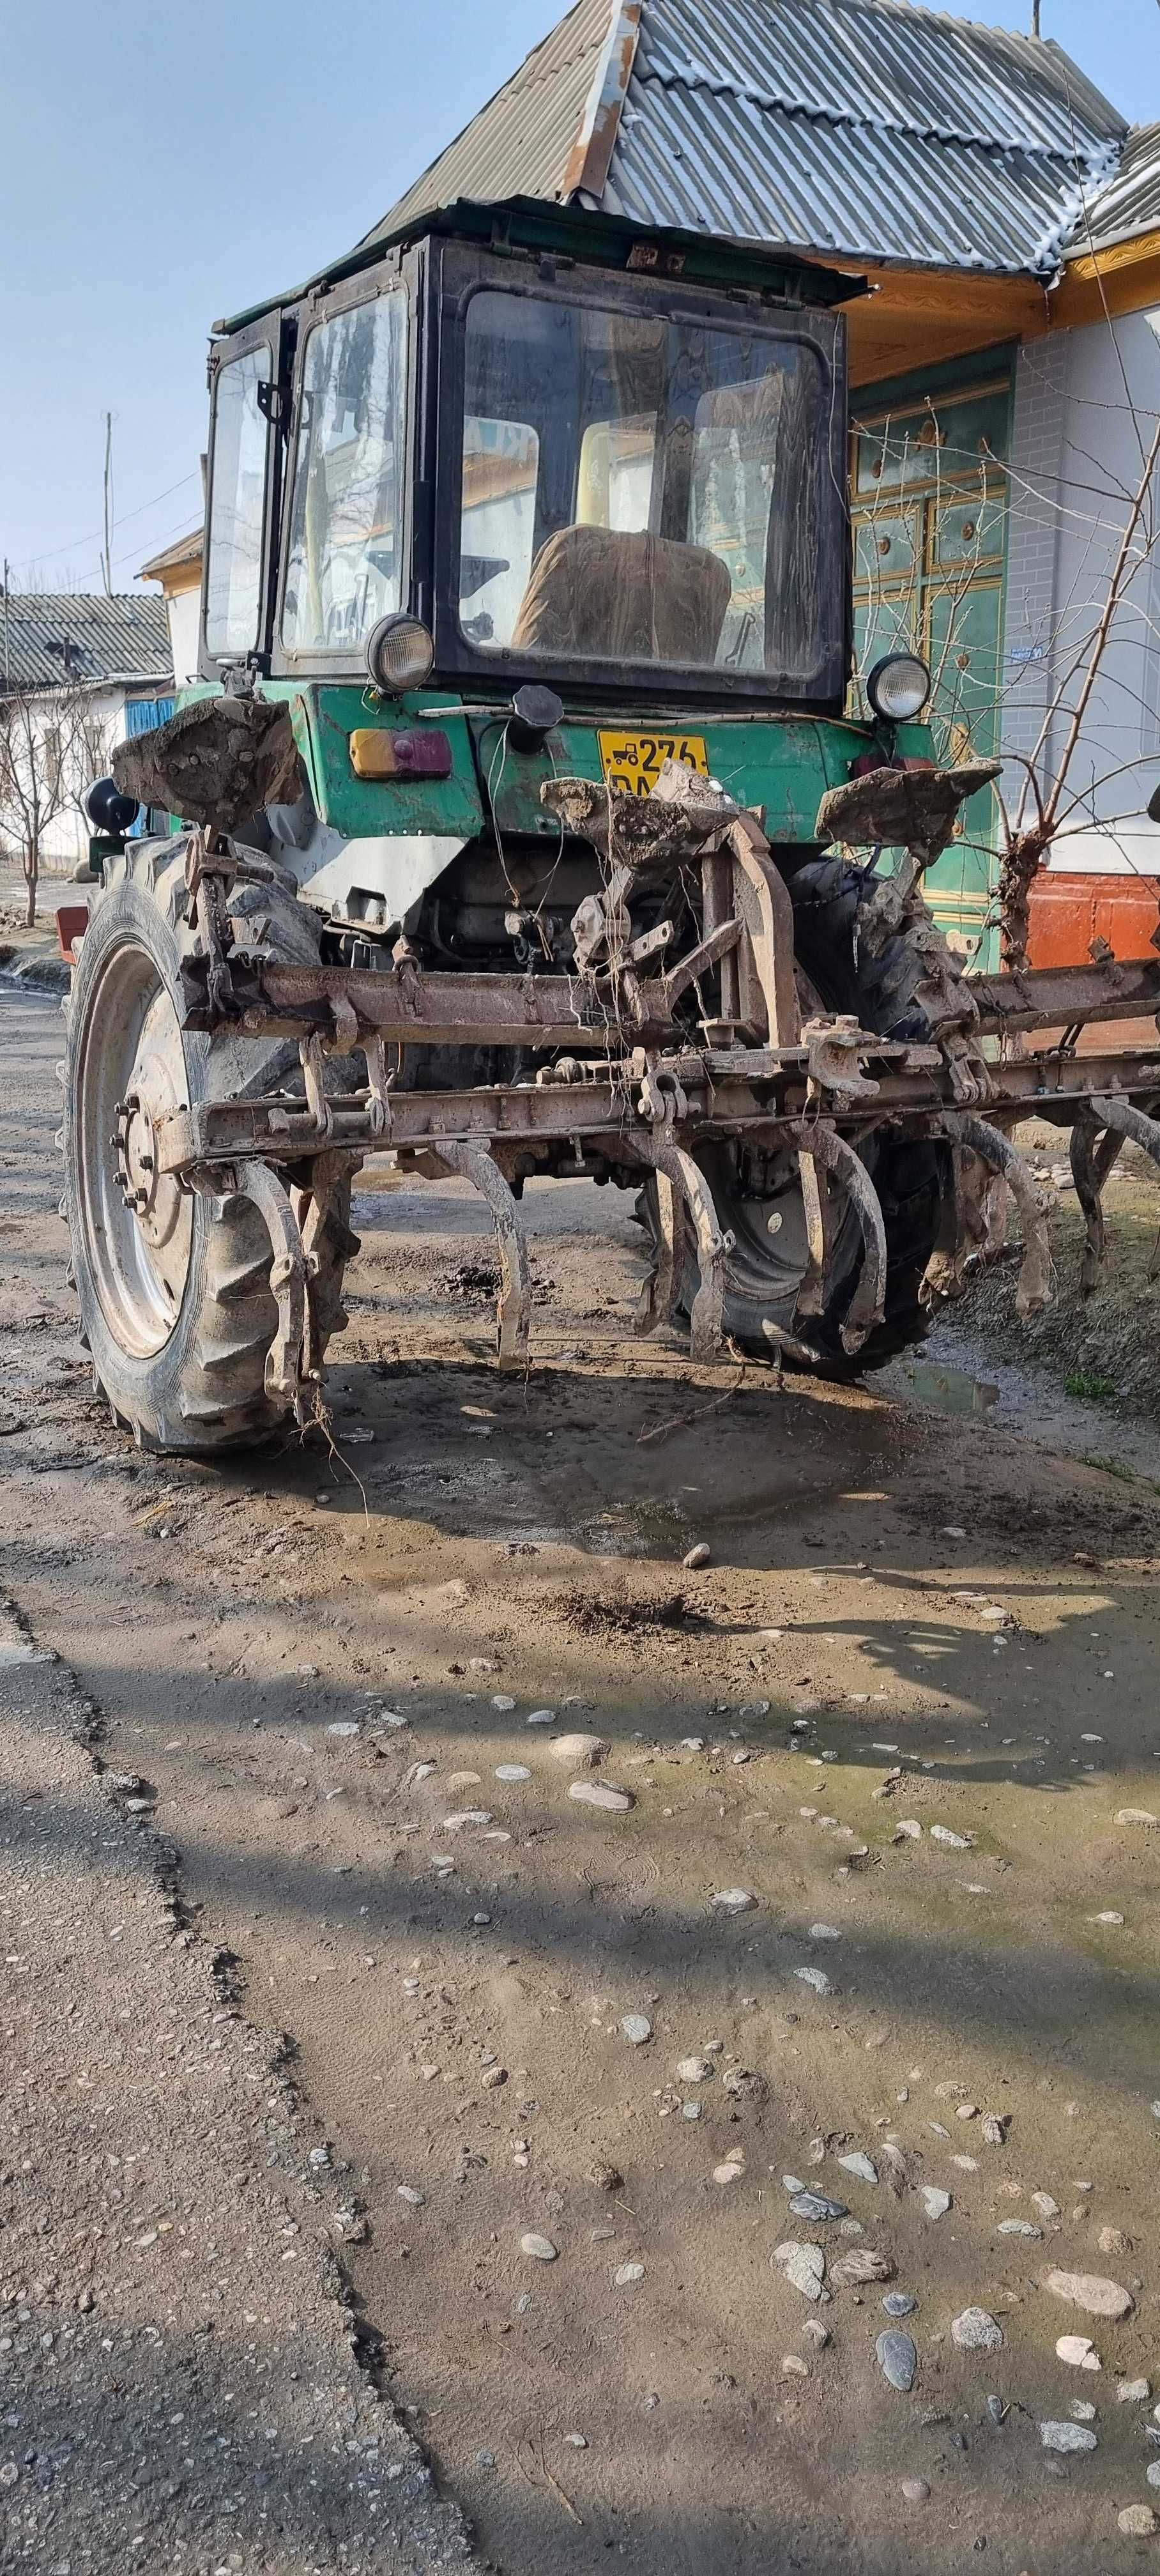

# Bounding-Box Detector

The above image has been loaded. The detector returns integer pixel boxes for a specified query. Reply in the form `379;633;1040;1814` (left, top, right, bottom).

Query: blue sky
0;0;1155;597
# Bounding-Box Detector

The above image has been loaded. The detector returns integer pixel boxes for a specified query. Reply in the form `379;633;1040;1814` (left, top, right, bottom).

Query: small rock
1042;2267;1133;2320
551;1732;607;1768
1092;1911;1124;1926
986;2395;1005;2426
521;2232;558;2262
930;1824;972;1848
682;1543;711;1570
712;1887;758;1914
838;2152;878;2184
981;2115;1008;2147
722;2066;767;2103
397;2185;425;2206
1039;2420;1097;2453
1099;2227;1131;2256
782;2353;809;2378
952;2308;1003;2352
441;1809;492;1830
894;1819;922;1841
918;2187;951;2221
790;2191;848;2222
830;2247;896;2287
795;1966;832;1996
1150;2464;1160;2492
563;2432;588;2448
810;1924;842;1940
714;2161;745;2186
1070;2398;1097;2422
676;2057;713;2083
997;2219;1041;2238
1115;1809;1157;1827
682;2100;702;2120
614;2261;645;2287
901;2478;930;2503
1119;2379;1151;2403
883;2292;917;2318
526;1708;556;1725
494;1763;531;1782
621;2014;653;2046
588;2162;623;2191
570;1780;634;1813
773;2241;827;2299
1119;2506;1158;2537
1031;2192;1060;2220
804;2319;830;2347
1056;2335;1100;2370
877;2331;917;2391
491;1694;516;1712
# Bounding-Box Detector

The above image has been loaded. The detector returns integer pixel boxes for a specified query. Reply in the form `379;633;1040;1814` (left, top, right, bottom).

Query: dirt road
5;979;1160;2573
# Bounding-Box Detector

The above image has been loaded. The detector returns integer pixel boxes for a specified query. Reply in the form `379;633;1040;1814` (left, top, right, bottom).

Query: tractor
61;194;1160;1452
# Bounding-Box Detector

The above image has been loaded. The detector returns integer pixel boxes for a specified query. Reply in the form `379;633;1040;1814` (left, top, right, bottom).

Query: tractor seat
510;523;732;665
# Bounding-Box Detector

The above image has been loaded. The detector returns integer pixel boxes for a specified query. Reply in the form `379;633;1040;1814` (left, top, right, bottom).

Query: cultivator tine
435;1142;532;1370
1069;1110;1124;1293
635;1137;733;1360
1082;1094;1160;1287
636;1169;681;1335
788;1122;886;1354
795;1153;831;1318
938;1116;1053;1317
229;1160;314;1412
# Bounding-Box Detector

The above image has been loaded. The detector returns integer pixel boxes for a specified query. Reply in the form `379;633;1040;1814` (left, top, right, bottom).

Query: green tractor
62;195;1160;1452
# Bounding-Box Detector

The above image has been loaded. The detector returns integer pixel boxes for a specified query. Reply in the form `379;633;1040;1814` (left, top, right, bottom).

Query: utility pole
1;558;9;691
101;413;113;597
1031;0;1041;33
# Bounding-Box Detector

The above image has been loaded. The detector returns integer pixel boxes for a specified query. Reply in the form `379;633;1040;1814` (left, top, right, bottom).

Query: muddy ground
6;979;1160;2573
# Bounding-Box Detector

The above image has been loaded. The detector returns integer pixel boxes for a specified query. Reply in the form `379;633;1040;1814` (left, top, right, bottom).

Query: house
144;0;1160;967
0;592;174;875
139;527;204;689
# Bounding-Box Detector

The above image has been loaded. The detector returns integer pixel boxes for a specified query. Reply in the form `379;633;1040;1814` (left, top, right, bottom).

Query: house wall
1002;306;1160;873
165;584;201;689
0;684;171;877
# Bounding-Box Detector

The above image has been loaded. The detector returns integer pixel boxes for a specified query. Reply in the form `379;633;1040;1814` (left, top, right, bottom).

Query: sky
0;0;1156;601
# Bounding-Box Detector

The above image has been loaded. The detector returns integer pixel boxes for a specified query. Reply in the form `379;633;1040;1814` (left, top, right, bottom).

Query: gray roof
0;594;172;696
368;0;1126;277
1069;119;1160;256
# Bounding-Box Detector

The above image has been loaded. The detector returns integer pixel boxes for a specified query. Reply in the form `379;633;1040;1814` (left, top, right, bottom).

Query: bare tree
0;681;100;926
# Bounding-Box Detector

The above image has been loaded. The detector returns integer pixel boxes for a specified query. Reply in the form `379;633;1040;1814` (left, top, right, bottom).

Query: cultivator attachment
151;763;1160;1417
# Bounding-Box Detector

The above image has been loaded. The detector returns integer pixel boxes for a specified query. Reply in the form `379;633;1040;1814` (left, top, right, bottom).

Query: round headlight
365;613;435;696
866;652;931;724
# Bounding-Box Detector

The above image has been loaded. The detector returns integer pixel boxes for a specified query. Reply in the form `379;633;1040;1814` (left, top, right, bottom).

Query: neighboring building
0;592;173;873
139;526;204;689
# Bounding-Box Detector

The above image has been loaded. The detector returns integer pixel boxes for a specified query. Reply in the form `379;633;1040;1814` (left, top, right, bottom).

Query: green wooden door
850;371;1012;970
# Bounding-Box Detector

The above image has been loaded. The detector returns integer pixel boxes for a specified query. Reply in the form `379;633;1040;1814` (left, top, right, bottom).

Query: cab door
199;313;294;679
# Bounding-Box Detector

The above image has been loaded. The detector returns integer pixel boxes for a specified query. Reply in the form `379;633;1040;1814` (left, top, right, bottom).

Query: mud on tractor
62;196;1160;1452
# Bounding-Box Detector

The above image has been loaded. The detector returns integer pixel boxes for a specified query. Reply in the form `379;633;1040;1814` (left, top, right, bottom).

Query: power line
10;470;201;576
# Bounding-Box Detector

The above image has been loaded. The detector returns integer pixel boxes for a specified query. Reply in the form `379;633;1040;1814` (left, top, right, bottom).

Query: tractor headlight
365;613;435;696
866;652;931;723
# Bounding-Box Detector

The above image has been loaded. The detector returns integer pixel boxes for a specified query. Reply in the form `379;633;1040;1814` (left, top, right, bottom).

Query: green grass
1065;1370;1118;1400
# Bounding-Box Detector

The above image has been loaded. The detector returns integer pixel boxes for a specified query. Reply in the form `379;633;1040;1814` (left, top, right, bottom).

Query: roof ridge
634;54;1115;169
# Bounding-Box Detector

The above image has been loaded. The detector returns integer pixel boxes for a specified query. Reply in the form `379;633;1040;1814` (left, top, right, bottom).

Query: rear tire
61;837;355;1453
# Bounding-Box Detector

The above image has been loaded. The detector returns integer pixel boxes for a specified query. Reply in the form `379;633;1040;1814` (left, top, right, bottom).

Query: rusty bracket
1074;1092;1160;1291
802;1013;881;1111
433;1141;532;1370
632;1133;734;1359
786;1120;887;1354
935;1114;1054;1316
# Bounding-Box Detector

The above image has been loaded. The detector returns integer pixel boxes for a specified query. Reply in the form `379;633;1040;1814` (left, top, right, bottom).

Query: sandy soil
5;982;1160;2573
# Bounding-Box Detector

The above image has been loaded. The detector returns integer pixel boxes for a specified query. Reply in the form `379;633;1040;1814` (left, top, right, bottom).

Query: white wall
165;585;201;689
1002;309;1160;873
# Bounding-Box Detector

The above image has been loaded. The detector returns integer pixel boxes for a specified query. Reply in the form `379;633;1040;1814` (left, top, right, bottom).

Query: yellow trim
1051;240;1160;328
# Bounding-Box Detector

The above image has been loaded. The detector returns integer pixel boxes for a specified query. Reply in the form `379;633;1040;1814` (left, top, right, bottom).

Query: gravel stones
877;2331;917;2391
1118;2506;1158;2537
712;1887;758;1914
614;2262;645;2287
901;2478;930;2503
837;2152;878;2184
722;2066;768;2103
918;2186;952;2220
774;2242;827;2300
551;1733;606;1768
830;2247;896;2287
930;1824;972;1848
676;2057;713;2083
1039;2421;1097;2453
789;2190;848;2222
1057;2335;1100;2370
951;2308;1004;2352
713;2160;745;2186
569;1779;634;1813
883;2292;917;2319
1118;2379;1151;2403
621;2014;653;2046
794;1966;832;1995
521;2232;558;2261
1042;2267;1133;2320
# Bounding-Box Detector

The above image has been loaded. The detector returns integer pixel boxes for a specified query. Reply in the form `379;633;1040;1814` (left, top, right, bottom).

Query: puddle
896;1361;1000;1418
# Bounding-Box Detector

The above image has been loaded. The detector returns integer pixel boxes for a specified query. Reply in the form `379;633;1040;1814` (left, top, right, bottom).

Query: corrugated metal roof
364;0;613;241
605;0;1124;272
1068;119;1160;256
369;0;1126;278
0;594;172;696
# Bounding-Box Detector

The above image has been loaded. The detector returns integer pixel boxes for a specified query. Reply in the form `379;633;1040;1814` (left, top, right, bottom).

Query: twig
636;1361;745;1443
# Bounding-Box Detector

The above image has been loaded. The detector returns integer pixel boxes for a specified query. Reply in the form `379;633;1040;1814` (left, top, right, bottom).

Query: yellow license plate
597;730;710;797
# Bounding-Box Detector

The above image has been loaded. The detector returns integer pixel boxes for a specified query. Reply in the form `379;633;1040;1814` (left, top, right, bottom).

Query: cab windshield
458;289;838;691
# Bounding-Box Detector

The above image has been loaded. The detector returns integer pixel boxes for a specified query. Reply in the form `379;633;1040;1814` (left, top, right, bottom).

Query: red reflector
391;729;452;778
